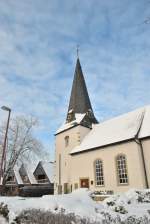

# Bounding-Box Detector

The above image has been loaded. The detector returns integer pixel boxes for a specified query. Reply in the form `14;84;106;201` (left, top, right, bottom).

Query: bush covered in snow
99;212;150;224
11;209;150;224
12;209;99;224
103;189;150;208
0;203;9;221
114;205;128;214
135;190;150;203
101;189;150;222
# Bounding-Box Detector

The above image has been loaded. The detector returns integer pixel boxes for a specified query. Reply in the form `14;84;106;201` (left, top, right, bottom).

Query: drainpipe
134;110;149;188
134;138;149;188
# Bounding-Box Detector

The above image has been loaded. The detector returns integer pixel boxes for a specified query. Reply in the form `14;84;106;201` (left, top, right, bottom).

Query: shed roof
25;166;37;184
19;164;37;184
41;162;55;183
34;161;55;183
70;105;150;154
13;166;23;185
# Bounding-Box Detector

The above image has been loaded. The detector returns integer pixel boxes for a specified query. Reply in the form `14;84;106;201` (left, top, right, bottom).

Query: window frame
94;159;105;187
116;154;129;185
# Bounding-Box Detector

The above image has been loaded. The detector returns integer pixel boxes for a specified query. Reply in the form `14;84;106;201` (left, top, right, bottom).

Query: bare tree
0;115;44;185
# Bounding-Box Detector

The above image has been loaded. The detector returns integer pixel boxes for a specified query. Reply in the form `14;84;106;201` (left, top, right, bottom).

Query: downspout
135;138;149;188
134;110;149;188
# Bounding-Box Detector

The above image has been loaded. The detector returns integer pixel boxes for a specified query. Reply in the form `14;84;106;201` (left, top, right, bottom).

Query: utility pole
0;106;11;185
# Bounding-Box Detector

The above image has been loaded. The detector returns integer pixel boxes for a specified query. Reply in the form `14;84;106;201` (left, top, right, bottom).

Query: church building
55;57;150;194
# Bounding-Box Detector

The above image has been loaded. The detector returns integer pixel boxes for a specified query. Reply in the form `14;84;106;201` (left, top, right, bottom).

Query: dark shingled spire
66;58;98;124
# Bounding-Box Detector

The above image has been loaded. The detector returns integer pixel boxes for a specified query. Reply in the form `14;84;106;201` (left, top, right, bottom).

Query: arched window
94;159;104;186
116;155;128;184
65;136;69;147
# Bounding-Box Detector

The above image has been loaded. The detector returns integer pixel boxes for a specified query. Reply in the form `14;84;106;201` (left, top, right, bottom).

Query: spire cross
77;45;79;58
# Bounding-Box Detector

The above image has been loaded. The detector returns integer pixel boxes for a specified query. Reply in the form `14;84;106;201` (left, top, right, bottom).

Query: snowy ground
0;188;150;223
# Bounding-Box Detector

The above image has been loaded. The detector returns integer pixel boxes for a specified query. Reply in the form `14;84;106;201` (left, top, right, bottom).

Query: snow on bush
0;203;9;222
103;189;150;208
12;209;99;224
103;189;150;218
11;210;150;224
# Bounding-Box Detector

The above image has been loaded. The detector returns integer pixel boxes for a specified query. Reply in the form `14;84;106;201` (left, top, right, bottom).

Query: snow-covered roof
71;106;150;154
34;161;55;183
25;166;37;184
37;161;55;183
19;164;37;184
56;113;86;134
139;106;150;138
13;166;23;185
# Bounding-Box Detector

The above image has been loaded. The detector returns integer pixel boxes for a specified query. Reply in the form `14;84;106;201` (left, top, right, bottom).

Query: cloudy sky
0;0;150;159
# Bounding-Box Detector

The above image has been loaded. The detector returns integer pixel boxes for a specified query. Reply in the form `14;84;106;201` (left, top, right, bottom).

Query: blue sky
0;0;150;160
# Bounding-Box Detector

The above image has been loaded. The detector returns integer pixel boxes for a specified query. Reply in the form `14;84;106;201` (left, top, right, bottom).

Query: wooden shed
19;161;55;197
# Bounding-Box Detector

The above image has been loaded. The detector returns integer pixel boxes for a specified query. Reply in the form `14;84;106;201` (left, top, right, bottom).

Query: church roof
68;58;93;114
66;58;98;124
70;105;150;154
56;58;98;134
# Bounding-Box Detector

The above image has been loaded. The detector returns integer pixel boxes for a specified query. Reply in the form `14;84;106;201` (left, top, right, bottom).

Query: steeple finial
77;44;79;58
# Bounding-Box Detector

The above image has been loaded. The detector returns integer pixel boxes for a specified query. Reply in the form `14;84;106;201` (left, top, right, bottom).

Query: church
55;57;150;194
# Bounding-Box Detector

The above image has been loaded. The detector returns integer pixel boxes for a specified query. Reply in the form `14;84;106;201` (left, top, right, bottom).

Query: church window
65;136;69;147
94;159;104;186
116;155;128;184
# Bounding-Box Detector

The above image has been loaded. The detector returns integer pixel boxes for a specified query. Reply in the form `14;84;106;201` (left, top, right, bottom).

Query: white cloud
0;0;150;158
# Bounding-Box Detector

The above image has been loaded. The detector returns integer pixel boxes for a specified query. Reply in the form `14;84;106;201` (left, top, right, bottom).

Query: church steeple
66;57;98;125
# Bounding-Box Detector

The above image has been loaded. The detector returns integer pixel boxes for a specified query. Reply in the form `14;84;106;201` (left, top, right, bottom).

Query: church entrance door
80;178;89;188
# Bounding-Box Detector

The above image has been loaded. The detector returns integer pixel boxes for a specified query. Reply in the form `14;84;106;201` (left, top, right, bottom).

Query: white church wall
70;140;147;193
